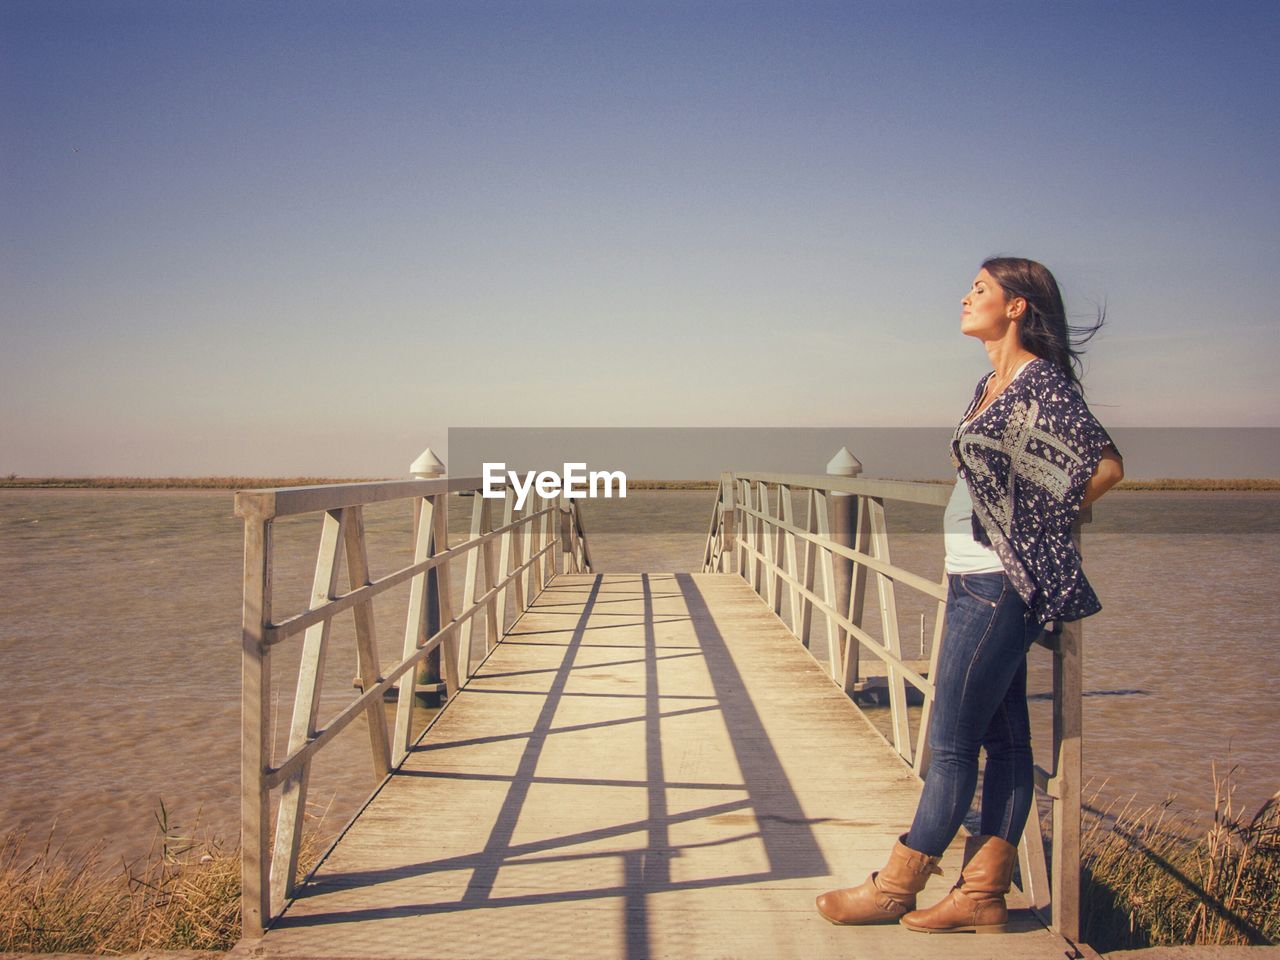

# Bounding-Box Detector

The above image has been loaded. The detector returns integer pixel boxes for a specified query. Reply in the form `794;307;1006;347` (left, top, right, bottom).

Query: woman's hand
1082;445;1124;507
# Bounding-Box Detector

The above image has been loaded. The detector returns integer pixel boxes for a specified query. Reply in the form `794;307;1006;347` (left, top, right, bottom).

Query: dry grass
3;771;1278;953
0;803;330;954
1080;767;1280;950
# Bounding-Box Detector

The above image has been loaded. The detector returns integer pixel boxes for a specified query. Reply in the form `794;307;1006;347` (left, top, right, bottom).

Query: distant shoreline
3;476;1280;492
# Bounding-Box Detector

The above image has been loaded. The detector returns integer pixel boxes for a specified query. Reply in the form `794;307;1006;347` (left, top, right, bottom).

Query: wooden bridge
233;469;1087;959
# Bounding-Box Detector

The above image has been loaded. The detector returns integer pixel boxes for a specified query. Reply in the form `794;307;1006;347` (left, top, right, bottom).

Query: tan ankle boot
816;835;942;925
900;834;1016;933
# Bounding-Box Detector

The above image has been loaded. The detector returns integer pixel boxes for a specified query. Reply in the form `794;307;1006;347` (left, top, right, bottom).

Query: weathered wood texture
248;574;1073;960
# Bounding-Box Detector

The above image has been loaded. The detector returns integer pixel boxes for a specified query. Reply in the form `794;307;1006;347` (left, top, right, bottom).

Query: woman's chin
960;321;996;341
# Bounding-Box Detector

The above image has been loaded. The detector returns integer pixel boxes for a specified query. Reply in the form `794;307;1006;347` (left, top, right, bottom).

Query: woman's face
960;268;1019;340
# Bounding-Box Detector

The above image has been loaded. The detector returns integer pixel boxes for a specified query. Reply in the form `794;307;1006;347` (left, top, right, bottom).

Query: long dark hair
981;256;1103;393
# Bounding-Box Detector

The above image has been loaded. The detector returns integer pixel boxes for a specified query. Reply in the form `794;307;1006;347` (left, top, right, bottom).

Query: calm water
1;488;1277;864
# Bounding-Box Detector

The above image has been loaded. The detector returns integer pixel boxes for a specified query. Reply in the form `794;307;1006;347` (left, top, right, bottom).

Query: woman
816;257;1124;934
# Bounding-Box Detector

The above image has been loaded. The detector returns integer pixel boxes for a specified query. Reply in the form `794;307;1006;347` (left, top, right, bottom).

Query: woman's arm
1082;445;1124;507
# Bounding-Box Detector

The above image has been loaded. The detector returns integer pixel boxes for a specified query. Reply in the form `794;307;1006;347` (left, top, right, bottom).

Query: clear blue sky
2;0;1278;475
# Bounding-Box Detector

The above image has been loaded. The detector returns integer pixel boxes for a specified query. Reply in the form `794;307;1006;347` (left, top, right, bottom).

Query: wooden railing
702;470;1086;944
235;477;591;936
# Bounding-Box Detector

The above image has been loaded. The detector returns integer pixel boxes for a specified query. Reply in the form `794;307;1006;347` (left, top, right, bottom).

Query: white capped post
410;448;446;479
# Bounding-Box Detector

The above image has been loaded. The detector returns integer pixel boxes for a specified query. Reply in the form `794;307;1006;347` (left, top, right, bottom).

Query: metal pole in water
411;448;446;706
827;447;862;680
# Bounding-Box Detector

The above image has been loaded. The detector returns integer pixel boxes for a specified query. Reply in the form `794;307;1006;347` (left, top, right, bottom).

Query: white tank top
943;359;1035;575
943;478;1004;574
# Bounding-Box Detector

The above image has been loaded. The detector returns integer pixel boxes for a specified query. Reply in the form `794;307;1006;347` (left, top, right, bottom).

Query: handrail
235;475;482;520
260;503;558;645
702;470;1086;944
237;477;591;937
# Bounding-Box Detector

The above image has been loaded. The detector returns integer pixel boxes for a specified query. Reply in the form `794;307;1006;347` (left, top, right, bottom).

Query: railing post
409;449;445;706
458;490;487;676
570;500;591;572
239;515;272;938
532;492;548;592
720;472;736;573
269;509;346;914
827;448;862;680
522;490;538;603
343;506;392;782
753;480;769;598
559;495;574;574
1050;520;1086;942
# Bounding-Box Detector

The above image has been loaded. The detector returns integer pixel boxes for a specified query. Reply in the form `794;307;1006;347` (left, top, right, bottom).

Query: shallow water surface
0;488;1276;863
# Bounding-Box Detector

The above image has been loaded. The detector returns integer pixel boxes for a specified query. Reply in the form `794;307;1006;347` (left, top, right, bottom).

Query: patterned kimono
949;358;1117;624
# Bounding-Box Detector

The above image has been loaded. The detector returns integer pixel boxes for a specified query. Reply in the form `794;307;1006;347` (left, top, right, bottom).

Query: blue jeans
905;572;1042;857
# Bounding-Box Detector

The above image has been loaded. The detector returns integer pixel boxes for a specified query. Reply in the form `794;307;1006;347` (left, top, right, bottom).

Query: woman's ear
1007;297;1028;321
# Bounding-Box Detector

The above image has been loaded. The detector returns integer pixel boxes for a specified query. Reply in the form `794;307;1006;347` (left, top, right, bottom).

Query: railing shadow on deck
235;475;592;936
701;470;1088;947
264;571;833;960
236;468;1087;952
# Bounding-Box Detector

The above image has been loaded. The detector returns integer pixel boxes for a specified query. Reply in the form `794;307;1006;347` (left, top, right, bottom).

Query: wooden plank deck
245;573;1074;960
